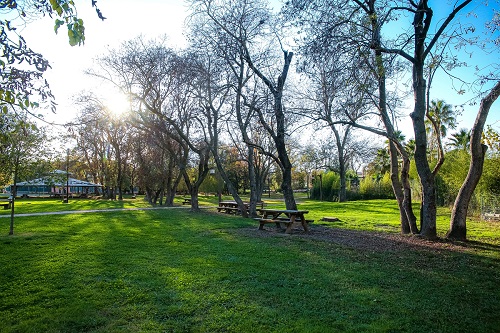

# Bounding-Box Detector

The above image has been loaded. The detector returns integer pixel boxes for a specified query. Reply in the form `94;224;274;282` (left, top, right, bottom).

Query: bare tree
292;39;376;202
287;0;497;238
89;37;214;210
72;95;111;197
189;0;299;210
286;0;418;233
182;49;251;216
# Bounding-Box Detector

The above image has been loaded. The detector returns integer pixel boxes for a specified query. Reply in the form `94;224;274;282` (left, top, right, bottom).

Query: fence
480;194;500;221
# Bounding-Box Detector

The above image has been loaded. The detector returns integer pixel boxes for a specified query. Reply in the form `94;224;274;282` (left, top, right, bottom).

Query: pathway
0;206;192;218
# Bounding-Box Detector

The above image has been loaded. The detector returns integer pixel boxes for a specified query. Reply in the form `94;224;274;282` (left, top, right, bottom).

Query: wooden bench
254;219;314;233
255;201;267;209
275;216;315;224
256;209;311;233
217;206;240;214
254;217;291;230
182;198;191;205
1;202;11;210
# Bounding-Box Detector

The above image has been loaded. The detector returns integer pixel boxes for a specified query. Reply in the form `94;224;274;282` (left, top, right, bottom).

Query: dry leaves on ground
234;224;500;256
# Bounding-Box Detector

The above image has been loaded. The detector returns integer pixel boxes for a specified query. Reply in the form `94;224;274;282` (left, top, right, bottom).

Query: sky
16;0;189;125
7;0;500;142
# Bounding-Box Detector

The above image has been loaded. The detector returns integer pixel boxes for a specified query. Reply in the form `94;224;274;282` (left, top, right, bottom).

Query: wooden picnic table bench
0;200;12;210
182;198;192;205
217;201;241;214
217;201;267;215
256;208;312;233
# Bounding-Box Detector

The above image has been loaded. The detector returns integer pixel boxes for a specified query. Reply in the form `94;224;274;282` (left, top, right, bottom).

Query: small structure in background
4;170;102;198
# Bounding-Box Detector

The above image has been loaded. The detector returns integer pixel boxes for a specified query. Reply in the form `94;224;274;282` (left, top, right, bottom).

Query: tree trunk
448;81;500;240
412;31;437;238
145;186;154;204
184;147;210;213
366;0;418;234
412;84;437;238
387;141;410;233
372;42;417;234
165;168;182;207
182;168;201;212
9;185;16;236
275;89;297;210
9;158;19;236
401;156;418;233
117;152;123;200
189;188;200;211
332;127;347;202
281;162;297;210
447;145;487;240
213;150;248;217
247;146;260;217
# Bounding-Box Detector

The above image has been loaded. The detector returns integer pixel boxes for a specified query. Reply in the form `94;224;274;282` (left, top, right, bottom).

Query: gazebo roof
14;176;101;187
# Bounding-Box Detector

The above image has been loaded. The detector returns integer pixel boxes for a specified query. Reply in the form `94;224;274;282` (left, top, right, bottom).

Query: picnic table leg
300;213;310;232
285;215;295;234
274;213;283;230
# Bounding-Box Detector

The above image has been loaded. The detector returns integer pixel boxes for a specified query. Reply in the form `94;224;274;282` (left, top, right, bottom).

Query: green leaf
54;19;65;34
68;29;78;46
2;106;8;113
49;0;64;16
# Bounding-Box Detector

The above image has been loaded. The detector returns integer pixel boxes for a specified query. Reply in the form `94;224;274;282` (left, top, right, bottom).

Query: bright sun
104;92;131;117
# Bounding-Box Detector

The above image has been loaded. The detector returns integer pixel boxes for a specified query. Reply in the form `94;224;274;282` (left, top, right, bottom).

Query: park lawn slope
0;206;499;332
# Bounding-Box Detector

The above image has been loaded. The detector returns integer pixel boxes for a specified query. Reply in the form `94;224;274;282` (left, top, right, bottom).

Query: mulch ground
234;224;500;255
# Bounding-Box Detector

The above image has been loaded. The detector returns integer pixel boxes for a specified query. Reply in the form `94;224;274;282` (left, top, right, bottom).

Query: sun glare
105;93;131;118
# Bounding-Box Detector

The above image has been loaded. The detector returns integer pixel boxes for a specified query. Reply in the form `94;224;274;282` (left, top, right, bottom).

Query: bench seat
217;207;240;214
274;216;314;223
254;217;314;232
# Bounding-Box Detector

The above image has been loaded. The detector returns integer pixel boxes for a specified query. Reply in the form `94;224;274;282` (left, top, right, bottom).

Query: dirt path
235;225;500;255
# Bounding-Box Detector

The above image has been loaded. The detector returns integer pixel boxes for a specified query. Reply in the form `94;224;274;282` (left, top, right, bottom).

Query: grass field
1;197;499;332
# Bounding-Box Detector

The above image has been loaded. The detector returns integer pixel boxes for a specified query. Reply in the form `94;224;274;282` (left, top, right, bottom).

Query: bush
359;173;394;199
310;171;340;201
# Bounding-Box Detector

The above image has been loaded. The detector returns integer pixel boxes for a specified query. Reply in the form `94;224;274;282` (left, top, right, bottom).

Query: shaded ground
235;224;500;256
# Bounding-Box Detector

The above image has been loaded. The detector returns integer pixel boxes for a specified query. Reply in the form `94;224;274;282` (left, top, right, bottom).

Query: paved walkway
0;206;192;218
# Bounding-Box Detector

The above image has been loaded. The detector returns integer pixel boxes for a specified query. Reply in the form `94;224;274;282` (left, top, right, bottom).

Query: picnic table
0;199;12;210
256;208;312;233
182;198;192;205
217;201;241;214
217;201;266;215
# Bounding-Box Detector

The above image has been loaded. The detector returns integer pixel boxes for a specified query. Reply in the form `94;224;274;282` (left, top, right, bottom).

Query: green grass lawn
1;198;499;332
0;196;153;215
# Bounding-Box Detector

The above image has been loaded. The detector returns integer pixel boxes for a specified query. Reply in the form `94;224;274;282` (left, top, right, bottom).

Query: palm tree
425;99;456;162
426;100;457;138
448;128;470;151
375;148;391;175
405;139;416;159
